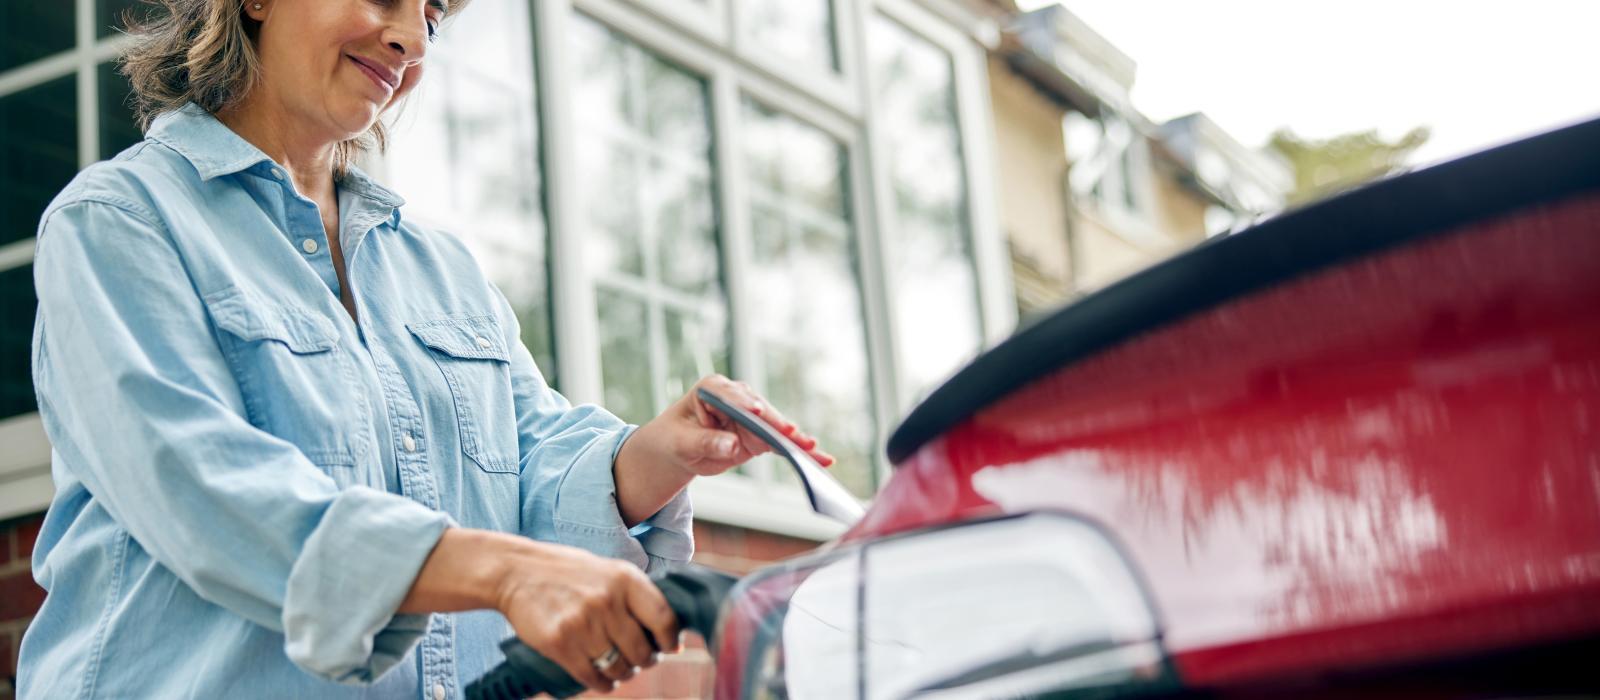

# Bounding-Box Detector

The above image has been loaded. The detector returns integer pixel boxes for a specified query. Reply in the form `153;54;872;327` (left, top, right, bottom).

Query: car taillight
713;545;861;700
712;512;1182;699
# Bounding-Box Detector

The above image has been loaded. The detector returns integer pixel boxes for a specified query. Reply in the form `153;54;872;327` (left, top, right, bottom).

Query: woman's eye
426;21;439;41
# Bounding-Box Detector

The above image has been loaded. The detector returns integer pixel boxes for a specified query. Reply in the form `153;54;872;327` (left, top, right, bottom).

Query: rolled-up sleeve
32;195;450;684
487;286;693;571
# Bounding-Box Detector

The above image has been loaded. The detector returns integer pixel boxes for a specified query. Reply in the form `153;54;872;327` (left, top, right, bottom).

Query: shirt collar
147;101;407;214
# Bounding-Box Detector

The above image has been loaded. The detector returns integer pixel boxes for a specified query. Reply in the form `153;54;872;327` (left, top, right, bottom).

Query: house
996;3;1289;316
0;0;1014;694
0;0;1281;695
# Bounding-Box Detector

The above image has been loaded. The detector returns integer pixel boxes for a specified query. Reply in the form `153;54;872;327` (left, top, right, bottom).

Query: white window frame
541;0;1011;539
0;414;52;520
0;0;1015;538
0;0;140;517
617;0;730;50
729;0;865;122
545;0;883;537
863;0;1015;416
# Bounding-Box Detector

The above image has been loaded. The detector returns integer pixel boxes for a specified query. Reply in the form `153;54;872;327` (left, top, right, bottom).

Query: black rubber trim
886;116;1600;464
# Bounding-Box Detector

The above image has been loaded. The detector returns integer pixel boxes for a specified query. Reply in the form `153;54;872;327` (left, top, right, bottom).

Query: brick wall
0;513;45;700
0;514;817;700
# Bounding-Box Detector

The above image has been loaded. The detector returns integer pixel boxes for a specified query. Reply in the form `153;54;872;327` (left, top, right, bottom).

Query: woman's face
244;0;445;140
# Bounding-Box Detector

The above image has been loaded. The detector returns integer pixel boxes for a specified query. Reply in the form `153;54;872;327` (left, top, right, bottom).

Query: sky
1011;1;1600;166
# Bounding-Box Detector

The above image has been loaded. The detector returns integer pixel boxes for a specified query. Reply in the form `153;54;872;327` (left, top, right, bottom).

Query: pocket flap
203;287;338;354
406;315;510;362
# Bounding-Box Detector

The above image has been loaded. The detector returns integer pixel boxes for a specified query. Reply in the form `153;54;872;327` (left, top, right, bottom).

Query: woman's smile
347;54;396;99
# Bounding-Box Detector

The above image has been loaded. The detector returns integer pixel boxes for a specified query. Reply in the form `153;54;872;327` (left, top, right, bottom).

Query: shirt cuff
553;424;695;568
282;487;452;684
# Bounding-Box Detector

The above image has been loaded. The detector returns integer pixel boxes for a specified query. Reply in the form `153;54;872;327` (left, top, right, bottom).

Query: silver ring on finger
591;647;622;671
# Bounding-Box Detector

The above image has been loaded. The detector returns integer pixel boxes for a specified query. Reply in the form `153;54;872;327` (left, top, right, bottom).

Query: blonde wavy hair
116;0;469;179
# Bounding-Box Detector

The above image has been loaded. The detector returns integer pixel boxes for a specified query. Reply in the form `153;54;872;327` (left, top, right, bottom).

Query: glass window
2;76;78;247
2;2;74;73
99;62;143;159
1120;143;1139;210
571;14;727;422
0;264;38;420
743;0;839;73
598;287;653;424
868;15;983;405
741;98;876;497
385;0;555;379
99;0;162;38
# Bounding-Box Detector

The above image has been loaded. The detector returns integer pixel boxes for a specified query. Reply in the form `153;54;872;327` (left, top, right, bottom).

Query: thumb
682;426;739;463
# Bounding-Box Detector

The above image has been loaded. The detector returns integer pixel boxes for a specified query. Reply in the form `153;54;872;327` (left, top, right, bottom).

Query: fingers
600;593;656;677
547;626;616;694
501;564;656;693
621;565;682;657
694;374;837;467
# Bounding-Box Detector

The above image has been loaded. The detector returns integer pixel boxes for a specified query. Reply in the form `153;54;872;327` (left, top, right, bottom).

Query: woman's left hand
635;374;836;478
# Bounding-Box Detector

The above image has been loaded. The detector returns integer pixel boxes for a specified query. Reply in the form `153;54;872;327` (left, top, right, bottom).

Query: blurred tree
1268;126;1430;204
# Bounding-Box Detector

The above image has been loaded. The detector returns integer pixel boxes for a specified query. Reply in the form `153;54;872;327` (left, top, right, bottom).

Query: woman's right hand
400;527;682;693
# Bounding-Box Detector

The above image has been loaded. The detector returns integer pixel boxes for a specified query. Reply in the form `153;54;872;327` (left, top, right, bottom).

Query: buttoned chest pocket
407;316;520;473
203;287;365;478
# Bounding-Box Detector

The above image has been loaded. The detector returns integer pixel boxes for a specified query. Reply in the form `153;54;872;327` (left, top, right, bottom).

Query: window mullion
713;69;773;483
77;0;97;169
536;0;605;404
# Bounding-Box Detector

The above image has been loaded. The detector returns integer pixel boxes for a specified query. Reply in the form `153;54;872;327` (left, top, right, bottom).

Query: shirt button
432;683;446;700
270;168;284;180
402;434;417;452
475;336;491;349
301;238;319;254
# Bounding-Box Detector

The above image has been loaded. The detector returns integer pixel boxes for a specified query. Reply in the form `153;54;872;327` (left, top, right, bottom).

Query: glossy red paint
849;191;1600;687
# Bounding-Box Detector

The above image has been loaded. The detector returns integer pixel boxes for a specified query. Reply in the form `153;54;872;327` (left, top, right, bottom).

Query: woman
17;0;835;696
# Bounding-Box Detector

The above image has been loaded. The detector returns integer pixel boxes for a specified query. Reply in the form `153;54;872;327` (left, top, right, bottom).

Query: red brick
0;627;13;677
742;531;817;562
0;572;45;622
690;521;717;552
13;517;42;562
606;673;653;698
0;527;11;565
689;552;757;576
694;523;746;559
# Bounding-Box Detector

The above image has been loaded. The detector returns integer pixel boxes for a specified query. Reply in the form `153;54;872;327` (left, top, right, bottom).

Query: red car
470;116;1600;699
710;115;1600;699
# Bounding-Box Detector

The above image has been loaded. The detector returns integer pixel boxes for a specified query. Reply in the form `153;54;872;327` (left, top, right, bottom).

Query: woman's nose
382;16;430;61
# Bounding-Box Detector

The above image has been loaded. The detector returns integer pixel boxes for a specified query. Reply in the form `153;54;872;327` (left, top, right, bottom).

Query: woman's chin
331;100;383;137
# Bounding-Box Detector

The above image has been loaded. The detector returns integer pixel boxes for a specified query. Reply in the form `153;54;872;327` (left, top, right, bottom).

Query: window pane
571;14;726;419
0;264;38;420
598;287;652;425
99;0;162;38
744;0;839;73
100;62;144;159
641;57;711;155
385;2;555;379
869;16;983;405
651;162;717;295
2;2;73;72
742;98;876;497
431;0;534;87
2;76;78;246
663;303;727;401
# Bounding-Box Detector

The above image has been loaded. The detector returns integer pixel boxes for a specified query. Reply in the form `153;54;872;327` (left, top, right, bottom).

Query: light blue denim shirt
19;101;693;698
